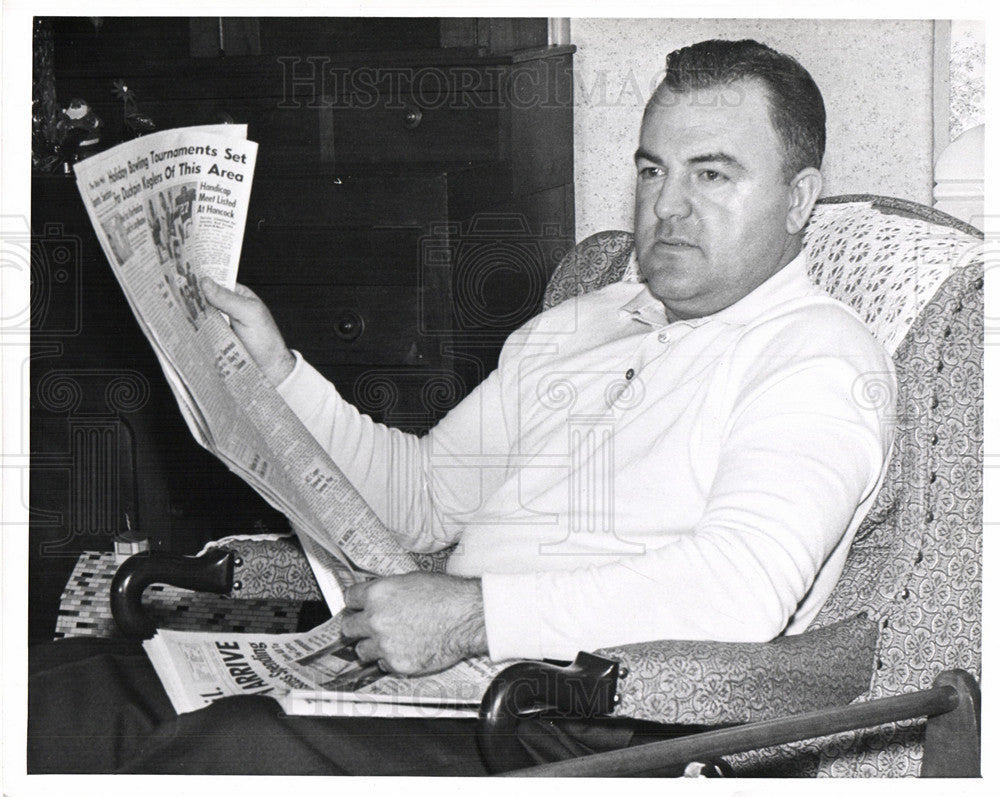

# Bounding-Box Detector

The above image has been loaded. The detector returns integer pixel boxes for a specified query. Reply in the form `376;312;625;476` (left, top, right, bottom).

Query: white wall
570;19;935;239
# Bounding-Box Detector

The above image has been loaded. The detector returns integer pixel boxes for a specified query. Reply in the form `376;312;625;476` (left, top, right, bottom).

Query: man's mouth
656;237;697;248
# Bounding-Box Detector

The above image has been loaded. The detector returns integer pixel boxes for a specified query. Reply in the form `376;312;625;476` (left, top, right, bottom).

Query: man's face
634;79;802;320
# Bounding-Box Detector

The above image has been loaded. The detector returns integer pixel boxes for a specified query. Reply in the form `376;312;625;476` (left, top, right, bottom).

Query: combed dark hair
653;39;826;180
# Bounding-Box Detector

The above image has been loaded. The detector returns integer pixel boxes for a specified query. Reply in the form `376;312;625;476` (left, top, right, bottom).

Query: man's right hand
201;279;297;386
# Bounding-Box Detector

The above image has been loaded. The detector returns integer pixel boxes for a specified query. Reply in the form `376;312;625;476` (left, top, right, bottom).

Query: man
202;37;891;673
29;39;894;774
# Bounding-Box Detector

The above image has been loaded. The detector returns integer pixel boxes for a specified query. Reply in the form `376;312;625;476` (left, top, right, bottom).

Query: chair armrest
474;615;878;773
501;669;979;777
109;536;327;638
203;535;450;588
595;613;878;726
202;536;324;600
110;549;235;638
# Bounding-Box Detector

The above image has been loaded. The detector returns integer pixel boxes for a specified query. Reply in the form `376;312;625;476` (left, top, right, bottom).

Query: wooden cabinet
30;17;575;640
49;19;575;416
241;159;570;427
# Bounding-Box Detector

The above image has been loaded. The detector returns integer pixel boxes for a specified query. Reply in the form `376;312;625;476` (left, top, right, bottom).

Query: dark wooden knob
334;311;365;341
403;107;423;129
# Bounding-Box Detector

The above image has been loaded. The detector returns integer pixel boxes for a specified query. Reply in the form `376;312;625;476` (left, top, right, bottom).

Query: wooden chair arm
476;652;622;774
110;549;235;638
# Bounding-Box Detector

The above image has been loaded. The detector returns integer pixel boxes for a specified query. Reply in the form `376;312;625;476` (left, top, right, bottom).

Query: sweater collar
619;249;813;329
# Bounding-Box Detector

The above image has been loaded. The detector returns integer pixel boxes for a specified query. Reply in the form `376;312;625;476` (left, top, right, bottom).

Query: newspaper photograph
72;127;419;579
144;616;507;719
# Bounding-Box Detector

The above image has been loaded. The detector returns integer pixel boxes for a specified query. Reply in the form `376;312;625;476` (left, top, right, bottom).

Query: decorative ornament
46;98;104;171
57;98;103;149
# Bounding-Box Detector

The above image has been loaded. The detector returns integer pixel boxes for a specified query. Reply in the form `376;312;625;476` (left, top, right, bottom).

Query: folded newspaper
144;615;506;719
73;126;505;717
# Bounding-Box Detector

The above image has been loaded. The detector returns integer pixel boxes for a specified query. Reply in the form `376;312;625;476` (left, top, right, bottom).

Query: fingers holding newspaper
202;278;297;386
342;573;489;676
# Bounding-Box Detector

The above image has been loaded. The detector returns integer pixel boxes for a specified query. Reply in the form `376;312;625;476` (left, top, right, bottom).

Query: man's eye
637;165;664;180
698;169;726;183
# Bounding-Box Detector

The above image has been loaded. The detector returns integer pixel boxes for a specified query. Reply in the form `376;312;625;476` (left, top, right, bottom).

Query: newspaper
72;126;418;579
73;127;504;718
143;617;506;718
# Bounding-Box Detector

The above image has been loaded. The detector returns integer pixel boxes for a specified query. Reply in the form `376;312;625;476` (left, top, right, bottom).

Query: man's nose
654;175;691;220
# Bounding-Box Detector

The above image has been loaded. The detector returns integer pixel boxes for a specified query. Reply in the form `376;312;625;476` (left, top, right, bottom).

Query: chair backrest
804;200;983;776
812;248;982;777
545;196;984;777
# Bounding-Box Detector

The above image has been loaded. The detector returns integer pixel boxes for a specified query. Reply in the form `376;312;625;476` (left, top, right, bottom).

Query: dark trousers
28;638;691;775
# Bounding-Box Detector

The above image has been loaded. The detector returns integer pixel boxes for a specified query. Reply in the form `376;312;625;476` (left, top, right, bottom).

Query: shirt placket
605;322;692;418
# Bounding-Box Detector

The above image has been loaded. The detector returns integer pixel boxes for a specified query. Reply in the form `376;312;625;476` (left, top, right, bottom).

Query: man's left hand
341;573;488;675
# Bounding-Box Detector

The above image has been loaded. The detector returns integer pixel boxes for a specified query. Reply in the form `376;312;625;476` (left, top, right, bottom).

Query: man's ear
785;167;823;234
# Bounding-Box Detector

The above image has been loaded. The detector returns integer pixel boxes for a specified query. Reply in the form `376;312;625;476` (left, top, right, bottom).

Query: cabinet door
242;169;454;373
241;168;467;430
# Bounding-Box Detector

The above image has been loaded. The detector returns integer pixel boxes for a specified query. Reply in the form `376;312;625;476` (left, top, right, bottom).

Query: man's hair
651;39;826;180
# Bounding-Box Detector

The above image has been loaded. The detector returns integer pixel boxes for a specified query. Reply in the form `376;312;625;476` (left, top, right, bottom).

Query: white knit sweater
278;252;895;661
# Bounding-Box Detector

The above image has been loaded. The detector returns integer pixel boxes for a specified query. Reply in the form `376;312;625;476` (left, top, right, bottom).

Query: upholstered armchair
111;195;983;777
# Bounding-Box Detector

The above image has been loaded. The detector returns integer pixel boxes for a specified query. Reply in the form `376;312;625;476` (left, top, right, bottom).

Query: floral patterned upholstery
200;197;981;777
591;254;983;776
543;230;635;310
208;536;323;601
812;256;983;777
595;613;877;726
202;534;452;599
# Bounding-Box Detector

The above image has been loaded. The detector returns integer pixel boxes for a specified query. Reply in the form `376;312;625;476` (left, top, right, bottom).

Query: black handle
110;549;235;638
476;652;621;774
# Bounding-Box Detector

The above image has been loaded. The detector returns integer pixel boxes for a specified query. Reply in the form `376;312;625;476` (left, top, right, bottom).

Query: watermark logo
1;216;83;337
277;58;575;111
420;213;569;336
31;369;150;554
